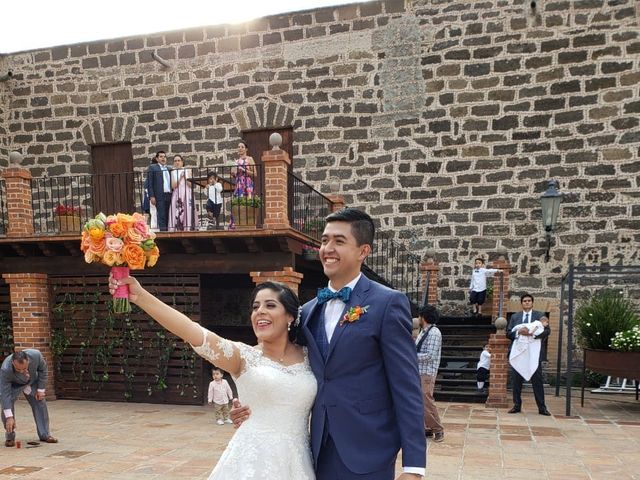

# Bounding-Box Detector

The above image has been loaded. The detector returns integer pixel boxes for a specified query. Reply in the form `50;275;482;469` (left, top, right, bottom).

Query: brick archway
80;116;138;145
231;98;297;131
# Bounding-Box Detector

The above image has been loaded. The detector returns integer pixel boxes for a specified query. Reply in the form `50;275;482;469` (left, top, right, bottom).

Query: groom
234;208;426;479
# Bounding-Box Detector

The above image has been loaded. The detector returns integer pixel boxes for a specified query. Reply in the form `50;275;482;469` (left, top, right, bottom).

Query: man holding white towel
506;294;551;416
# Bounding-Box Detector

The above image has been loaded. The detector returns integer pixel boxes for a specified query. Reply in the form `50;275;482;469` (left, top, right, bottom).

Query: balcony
0;148;422;309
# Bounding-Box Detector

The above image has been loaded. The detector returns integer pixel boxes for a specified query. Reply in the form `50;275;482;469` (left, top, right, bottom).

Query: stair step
438;324;496;331
440;356;481;363
435;378;481;386
435;390;487;403
438;315;493;325
439;367;480;374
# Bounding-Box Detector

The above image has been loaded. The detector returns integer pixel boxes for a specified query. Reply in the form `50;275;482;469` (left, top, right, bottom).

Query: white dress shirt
469;267;499;292
324;273;362;342
161;165;171;193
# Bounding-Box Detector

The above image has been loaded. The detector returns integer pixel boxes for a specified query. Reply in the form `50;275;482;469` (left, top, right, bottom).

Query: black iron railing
288;173;333;242
0;178;7;236
364;230;422;310
28;166;264;234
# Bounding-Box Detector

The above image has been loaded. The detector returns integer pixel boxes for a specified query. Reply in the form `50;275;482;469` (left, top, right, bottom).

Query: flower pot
57;214;81;233
231;205;257;227
584;349;640;378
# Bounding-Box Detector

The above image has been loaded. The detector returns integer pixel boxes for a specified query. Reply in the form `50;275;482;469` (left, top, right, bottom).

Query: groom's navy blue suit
301;274;426;477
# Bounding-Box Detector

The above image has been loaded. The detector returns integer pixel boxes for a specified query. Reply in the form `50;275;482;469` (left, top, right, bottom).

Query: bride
108;276;316;479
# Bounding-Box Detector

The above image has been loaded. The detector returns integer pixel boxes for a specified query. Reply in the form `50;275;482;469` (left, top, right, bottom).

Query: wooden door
242;127;293;201
91;143;135;215
242;127;294;168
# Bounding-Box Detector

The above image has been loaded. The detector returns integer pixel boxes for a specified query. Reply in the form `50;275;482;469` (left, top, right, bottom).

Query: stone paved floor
0;389;638;479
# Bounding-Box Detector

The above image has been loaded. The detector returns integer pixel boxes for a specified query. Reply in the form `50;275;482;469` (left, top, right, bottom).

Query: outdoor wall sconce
540;179;562;262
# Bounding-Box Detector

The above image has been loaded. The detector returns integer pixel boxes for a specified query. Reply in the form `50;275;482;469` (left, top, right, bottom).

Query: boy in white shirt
476;344;491;392
205;172;223;229
468;258;500;316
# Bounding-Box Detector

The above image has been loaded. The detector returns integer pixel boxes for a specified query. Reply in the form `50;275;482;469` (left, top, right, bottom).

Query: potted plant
302;244;320;261
55;204;82;233
230;195;262;227
575;290;640;378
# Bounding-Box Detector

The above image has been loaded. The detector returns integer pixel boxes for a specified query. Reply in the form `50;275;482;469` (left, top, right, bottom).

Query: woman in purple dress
168;154;194;231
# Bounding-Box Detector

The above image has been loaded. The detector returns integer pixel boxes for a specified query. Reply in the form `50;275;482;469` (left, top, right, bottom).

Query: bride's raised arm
108;274;242;376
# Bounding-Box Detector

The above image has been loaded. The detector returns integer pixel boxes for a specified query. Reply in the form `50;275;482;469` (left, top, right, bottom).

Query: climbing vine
50;275;202;403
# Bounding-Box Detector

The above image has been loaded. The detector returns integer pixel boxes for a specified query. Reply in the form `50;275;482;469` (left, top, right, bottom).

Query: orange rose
89;237;106;256
122;244;146;270
126;227;145;244
116;213;135;227
109;221;127;238
146;246;160;267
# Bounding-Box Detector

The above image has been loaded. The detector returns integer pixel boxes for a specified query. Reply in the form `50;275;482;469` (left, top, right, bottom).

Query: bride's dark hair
250;281;303;345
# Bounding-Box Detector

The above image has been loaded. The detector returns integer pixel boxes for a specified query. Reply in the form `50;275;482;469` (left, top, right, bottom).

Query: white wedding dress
192;337;317;480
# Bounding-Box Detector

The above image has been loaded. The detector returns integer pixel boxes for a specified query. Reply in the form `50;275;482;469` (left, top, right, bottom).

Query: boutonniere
340;305;370;326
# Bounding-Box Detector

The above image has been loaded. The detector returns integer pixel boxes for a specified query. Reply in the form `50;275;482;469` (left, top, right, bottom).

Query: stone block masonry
1;0;639;304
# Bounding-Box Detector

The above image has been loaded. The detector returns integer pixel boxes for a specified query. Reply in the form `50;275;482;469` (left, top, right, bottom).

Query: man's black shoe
539;409;552;416
507;406;521;414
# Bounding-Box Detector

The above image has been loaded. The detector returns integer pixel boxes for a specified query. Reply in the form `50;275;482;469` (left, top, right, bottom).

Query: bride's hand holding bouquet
80;212;159;313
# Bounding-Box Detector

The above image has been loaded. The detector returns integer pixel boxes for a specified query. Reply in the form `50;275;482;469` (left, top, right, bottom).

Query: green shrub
231;195;262;208
574;290;639;350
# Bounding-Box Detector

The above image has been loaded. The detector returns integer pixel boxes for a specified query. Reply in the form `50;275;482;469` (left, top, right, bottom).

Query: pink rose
106;237;124;252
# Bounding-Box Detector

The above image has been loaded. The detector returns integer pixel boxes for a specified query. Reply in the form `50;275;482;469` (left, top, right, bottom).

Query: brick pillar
2;167;34;237
327;194;345;212
490;259;511;321
250;267;304;296
2;273;55;397
485;333;510;408
419;259;439;306
261;148;291;230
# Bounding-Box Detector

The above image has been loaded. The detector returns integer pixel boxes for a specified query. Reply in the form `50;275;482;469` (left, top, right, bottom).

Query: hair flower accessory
340;305;370;326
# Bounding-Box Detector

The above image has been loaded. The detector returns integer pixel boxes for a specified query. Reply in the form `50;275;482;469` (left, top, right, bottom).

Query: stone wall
1;0;639;303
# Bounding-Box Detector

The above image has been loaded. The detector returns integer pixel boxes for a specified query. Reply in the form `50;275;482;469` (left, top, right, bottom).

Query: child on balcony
205;172;223;229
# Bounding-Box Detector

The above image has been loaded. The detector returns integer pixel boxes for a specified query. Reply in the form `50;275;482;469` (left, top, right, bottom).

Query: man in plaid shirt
415;304;444;442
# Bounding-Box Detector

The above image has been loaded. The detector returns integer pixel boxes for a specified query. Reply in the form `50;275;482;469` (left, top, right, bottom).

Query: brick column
419;259;439;306
2;273;55;397
490;259;511;321
250;267;304;296
261;148;291;229
485;332;510;408
1;167;34;237
327;194;345;212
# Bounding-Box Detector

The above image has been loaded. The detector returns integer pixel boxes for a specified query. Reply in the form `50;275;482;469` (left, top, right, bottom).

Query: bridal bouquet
80;212;159;313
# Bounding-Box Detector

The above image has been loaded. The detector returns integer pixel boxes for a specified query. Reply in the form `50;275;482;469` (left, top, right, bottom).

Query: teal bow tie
317;287;352;305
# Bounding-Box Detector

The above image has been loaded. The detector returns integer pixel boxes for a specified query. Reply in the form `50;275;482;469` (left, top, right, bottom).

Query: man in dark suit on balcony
146;151;171;231
506;293;551;416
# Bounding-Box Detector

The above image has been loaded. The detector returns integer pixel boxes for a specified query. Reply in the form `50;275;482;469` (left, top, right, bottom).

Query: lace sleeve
190;325;242;375
234;343;263;378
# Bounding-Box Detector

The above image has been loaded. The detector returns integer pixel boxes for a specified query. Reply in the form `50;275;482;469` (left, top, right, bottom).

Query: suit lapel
302;300;323;361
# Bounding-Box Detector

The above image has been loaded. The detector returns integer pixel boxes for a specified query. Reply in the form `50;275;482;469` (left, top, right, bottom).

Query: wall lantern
540;179;562;262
